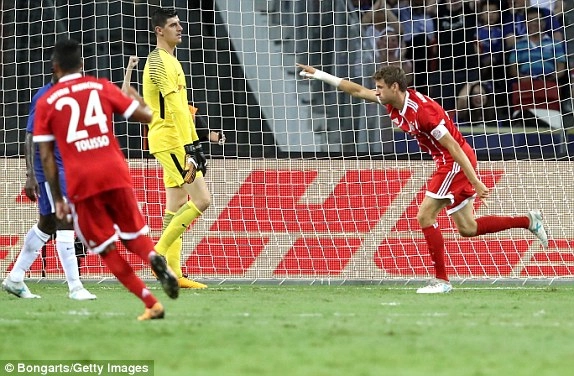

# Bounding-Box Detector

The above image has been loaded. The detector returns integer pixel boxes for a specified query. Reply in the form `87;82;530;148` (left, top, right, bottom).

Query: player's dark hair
151;7;178;30
52;39;82;73
372;65;408;92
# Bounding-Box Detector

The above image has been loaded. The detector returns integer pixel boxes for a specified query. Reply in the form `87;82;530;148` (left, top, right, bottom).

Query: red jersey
385;89;470;166
33;73;139;202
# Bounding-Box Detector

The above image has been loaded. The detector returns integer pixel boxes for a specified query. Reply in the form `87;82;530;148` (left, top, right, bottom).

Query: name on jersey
75;135;110;152
46;82;104;104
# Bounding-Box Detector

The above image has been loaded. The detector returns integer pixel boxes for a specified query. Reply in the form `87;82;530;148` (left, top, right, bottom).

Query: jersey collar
58;73;83;82
399;90;410;116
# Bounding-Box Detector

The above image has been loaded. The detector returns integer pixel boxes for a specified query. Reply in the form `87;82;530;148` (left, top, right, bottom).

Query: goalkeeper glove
192;140;208;176
183;143;199;184
183;141;207;183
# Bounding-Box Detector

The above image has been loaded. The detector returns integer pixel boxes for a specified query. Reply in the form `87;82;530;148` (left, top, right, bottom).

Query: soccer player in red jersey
298;64;549;293
33;39;179;319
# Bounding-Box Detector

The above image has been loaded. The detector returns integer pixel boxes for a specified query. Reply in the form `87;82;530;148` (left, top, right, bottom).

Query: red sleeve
417;104;446;133
103;79;136;115
33;99;51;137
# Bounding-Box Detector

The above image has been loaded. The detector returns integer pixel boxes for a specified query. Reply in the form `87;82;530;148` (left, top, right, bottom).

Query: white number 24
55;90;109;143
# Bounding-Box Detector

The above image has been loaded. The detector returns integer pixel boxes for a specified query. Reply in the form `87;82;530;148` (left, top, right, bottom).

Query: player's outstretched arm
122;56;139;93
297;64;379;103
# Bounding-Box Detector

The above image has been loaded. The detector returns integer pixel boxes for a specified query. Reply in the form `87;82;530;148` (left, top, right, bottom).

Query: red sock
123;235;155;263
421;224;448;282
475;216;529;236
101;249;157;308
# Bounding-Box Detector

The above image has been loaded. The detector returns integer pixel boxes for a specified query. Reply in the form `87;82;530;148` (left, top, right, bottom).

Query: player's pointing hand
297;63;316;79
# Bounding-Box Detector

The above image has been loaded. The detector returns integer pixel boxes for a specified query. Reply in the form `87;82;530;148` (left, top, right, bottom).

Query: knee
457;225;477;238
174;196;188;209
193;191;211;212
416;212;435;229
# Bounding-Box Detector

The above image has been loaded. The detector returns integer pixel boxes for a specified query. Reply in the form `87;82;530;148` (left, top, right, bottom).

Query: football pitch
1;283;573;376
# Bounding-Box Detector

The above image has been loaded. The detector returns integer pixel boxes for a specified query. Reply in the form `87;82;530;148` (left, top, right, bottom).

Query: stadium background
2;0;574;282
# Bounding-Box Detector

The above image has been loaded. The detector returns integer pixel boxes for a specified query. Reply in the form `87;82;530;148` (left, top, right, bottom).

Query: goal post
1;0;574;283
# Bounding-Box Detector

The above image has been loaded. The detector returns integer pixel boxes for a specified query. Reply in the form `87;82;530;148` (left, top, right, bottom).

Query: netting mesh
1;0;574;281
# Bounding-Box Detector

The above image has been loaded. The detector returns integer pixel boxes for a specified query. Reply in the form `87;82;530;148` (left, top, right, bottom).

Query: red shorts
70;188;150;254
426;146;477;215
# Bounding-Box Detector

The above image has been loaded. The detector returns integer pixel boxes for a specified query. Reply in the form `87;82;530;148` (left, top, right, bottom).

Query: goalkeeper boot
178;275;207;289
69;286;97;301
416;279;453;294
1;278;41;299
528;210;549;248
150;253;179;299
137;302;165;321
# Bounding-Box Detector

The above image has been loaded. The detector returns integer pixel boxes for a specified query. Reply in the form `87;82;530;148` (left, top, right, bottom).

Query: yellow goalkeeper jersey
143;48;198;154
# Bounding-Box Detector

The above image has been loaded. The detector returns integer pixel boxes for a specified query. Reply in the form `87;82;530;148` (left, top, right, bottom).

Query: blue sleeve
25;96;38;133
26;83;53;133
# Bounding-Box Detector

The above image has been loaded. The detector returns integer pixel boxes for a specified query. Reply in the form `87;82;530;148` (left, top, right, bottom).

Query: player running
2;75;96;301
298;64;549;293
33;39;179;319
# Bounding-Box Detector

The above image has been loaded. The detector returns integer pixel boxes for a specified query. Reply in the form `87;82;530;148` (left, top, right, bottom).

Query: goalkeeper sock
159;211;186;277
166;236;183;278
55;230;83;291
155;210;176;256
10;224;50;282
422;224;448;282
101;249;157;308
475;216;529;236
155;201;202;255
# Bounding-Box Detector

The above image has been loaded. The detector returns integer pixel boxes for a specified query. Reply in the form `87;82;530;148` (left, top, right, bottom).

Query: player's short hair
372;65;408;92
52;39;82;73
151;7;178;30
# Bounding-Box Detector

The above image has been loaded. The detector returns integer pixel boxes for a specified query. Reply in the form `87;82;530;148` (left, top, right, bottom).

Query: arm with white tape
296;63;379;103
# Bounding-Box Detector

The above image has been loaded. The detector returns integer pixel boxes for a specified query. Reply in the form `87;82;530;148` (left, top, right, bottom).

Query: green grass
1;283;574;376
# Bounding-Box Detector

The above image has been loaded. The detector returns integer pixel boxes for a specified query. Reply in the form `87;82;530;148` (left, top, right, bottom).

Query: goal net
1;0;574;283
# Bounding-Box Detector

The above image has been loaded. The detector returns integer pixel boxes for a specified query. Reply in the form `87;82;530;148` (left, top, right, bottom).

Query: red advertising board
1;159;571;280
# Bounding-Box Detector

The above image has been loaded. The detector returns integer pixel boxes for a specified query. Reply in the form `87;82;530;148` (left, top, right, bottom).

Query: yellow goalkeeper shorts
153;147;204;188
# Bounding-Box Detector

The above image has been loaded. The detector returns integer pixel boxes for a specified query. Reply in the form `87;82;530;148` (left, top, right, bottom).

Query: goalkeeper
136;8;222;289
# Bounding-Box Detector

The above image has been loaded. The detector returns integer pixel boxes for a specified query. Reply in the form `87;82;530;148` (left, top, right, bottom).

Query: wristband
184;143;195;155
301;69;343;87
